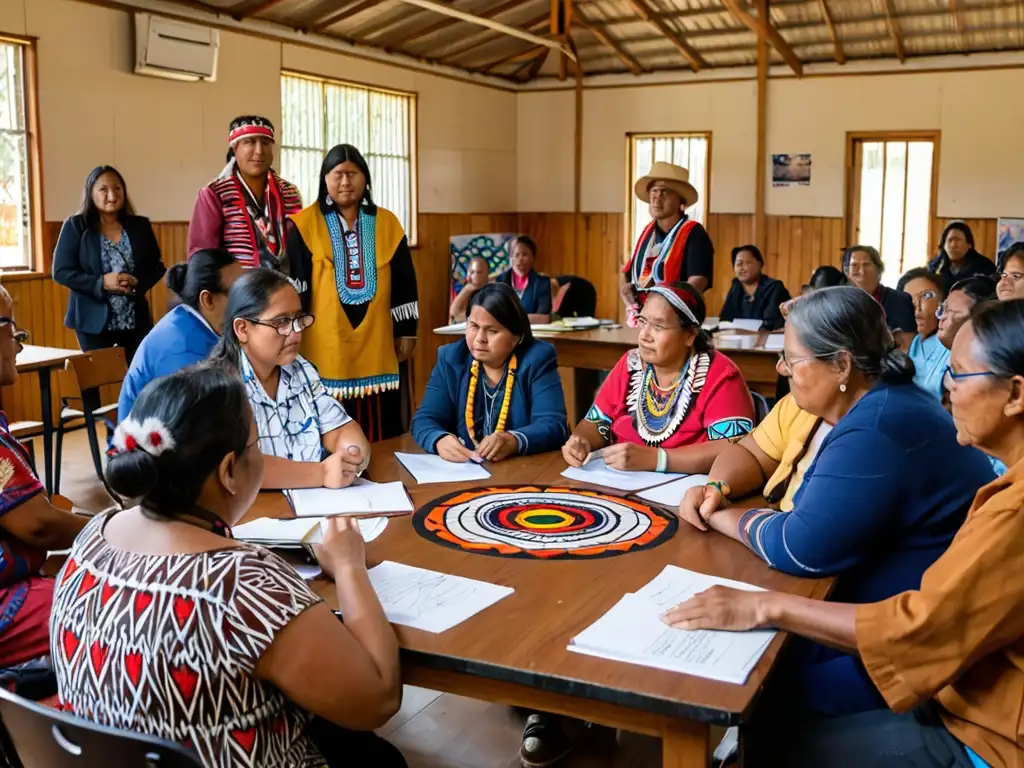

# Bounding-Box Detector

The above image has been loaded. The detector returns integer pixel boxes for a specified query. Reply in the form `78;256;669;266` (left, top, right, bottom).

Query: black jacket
927;250;997;295
52;214;166;335
719;275;791;330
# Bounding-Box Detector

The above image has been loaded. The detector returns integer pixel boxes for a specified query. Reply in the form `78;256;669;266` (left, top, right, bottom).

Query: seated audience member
938;277;997;351
996;242;1024;301
51;365;404;768
677;286;994;717
563;282;754;475
929;220;997;295
843;245;916;347
719;245;791;330
496;236;551;323
0;285;88;670
412;283;568;462
665;299;1024;768
808;264;848;290
448;256;490;322
898;267;948;400
118;249;243;420
210;269;370;489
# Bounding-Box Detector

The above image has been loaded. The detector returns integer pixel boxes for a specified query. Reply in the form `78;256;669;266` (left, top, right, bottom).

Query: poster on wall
772;154;812;187
449;233;515;301
997;218;1024;261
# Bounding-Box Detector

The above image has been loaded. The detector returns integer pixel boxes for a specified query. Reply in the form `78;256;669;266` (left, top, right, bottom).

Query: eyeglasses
942;365;999;390
935;303;969;321
777;351;833;375
911;290;937;310
246;313;315;336
636;316;683;334
999;271;1024;284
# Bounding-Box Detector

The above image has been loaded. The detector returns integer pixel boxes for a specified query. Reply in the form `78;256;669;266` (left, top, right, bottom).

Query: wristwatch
705;480;731;499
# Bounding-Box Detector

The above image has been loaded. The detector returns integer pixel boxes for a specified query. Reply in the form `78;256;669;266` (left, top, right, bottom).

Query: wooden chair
53;348;126;498
8;422;44;474
0;686;203;768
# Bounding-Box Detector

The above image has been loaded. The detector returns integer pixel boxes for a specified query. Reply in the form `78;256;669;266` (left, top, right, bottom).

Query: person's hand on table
321;449;359;489
476;432;517;462
561;435;591;467
603;442;656;472
660;586;769;632
313;516;367;582
677;484;725;532
436;434;481;464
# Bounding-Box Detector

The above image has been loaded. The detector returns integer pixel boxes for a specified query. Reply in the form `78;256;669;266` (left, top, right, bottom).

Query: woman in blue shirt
677;286;994;716
412;283;568;462
495;236;551;323
898;267;949;401
118;249;242;421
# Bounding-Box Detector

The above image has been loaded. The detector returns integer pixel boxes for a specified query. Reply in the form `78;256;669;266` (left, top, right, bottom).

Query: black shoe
520;714;577;768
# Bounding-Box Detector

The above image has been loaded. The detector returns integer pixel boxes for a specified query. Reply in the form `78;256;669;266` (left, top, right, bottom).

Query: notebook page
285;480;413;517
561;457;682;492
395;452;491;484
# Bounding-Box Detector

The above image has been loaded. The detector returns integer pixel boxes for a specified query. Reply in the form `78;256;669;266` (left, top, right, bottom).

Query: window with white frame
280;72;417;244
0;40;35;271
627;133;709;249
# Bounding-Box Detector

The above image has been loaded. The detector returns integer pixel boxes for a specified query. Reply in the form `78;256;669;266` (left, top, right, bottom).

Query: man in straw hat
620;161;714;321
187;115;303;273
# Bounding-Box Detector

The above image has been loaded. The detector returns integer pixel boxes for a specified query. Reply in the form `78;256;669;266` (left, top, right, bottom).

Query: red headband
228;124;274;145
638;283;700;325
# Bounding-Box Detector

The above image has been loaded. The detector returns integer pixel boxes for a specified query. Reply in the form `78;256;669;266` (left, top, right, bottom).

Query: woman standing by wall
52;166;166;363
288;144;419;442
929;221;996;295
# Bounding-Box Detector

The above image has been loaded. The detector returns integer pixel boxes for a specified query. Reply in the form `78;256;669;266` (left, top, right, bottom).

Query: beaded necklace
626;349;711;446
465;356;518;446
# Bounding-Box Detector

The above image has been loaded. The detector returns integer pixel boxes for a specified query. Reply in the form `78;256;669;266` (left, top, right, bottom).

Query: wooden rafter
949;0;966;46
385;0;522;48
231;0;289;19
517;47;551;79
313;0;380;32
719;0;803;75
478;44;547;72
574;15;645;74
628;0;706;71
438;12;549;63
568;34;584;76
817;0;845;63
882;0;907;61
355;7;433;41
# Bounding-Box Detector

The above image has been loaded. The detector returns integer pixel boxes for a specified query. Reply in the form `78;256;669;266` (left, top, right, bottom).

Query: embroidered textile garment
100;230;136;331
50;513;325;768
623;219;700;290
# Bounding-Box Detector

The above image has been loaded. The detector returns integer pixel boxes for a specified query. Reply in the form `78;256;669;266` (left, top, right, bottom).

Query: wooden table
434;327;782;423
16;344;83;494
248;435;831;766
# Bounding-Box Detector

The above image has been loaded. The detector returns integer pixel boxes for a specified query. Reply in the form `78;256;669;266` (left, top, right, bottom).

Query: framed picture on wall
997;218;1024;262
449;233;516;300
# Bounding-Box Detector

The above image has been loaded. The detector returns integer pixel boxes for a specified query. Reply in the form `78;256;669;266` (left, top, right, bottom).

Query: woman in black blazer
52;166;165;363
719;244;790;330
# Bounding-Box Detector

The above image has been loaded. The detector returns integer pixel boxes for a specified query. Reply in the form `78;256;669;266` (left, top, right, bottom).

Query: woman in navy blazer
495;235;552;322
52;166;165;363
412;283;568;462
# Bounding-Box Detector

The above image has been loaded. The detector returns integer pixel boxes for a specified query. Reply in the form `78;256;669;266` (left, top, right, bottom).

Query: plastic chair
555;276;598;318
751;392;771;426
0;686;203;768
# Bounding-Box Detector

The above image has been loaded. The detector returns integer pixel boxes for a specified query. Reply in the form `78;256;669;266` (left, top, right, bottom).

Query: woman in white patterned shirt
50;364;405;767
210;269;371;489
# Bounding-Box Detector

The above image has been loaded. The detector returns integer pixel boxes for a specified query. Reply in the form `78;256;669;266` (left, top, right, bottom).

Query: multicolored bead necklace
465;356;518;446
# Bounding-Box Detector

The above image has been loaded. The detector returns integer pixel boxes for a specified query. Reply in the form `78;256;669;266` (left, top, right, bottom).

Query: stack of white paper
233;516;389;545
285;479;413;517
561;456;682;491
763;334;785;352
717;319;763;333
568;565;776;685
636;475;710;508
366;561;514;633
434;322;467;333
395;452;491;484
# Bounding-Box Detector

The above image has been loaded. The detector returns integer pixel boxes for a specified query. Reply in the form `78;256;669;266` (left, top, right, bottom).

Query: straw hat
634;161;699;208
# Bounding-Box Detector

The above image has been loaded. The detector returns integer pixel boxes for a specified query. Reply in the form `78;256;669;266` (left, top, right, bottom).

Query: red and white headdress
227;115;275;146
112;417;176;457
637;282;701;326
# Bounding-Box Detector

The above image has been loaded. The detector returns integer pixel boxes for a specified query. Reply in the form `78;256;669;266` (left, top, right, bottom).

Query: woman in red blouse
562;282;754;474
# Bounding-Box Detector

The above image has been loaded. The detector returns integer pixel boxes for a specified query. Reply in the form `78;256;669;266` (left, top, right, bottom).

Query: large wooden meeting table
247;434;831;766
434;326;781;423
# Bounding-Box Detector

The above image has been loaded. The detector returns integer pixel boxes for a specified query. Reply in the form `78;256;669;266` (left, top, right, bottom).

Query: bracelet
655;448;668;473
706;480;731;499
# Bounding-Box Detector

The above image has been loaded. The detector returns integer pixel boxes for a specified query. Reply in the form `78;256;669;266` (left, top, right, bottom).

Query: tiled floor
44;430;665;768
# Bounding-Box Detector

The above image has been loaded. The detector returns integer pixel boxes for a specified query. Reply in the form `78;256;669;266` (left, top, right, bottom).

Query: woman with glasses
118;249;243;421
677;286;993;718
664;299;1024;768
287;144;418;443
897;267;948;400
996;243;1024;301
412;283;569;463
210;269;370;490
938;276;996;350
562;282;754;474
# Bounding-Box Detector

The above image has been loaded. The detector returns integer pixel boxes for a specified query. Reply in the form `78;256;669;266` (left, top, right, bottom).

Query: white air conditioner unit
134;13;219;83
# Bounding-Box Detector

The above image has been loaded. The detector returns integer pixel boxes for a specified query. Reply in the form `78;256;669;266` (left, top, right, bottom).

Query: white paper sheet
434;322;467;333
561;457;682;491
718;319;763;333
366;561;513;633
701;316;720;331
633;564;768;611
636;474;710;508
233;516;388;544
285;479;413;517
395;452;491;484
763;333;785;352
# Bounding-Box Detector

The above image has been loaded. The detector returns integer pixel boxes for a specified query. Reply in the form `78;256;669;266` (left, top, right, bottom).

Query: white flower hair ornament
112;417;177;457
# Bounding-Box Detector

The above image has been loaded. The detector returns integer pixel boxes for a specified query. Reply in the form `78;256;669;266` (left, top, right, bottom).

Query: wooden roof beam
719;0;803;75
231;0;289;19
385;0;523;48
949;0;966;46
516;47;551;80
477;44;547;72
438;12;549;63
818;0;845;63
882;0;907;61
575;14;645;73
313;0;380;32
628;0;706;71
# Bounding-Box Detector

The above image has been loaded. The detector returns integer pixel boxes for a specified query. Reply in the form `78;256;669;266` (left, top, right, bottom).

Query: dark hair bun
879;348;916;384
166;263;188;296
105;450;160;500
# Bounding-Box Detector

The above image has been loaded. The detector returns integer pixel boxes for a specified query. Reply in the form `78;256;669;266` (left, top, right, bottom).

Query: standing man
187;116;303;274
620;161;714;322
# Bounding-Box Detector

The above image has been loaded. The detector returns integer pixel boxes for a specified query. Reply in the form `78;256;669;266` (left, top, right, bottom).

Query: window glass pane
280;75;323;151
630;134;709;247
903;142;934;272
279;148;322;210
880;141;908;284
857;142;884;250
0;43;30;270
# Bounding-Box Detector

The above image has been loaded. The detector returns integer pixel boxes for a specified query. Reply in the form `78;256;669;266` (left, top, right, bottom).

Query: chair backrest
0;686;203;768
555;275;598;318
751;391;771;426
65;348;127;391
